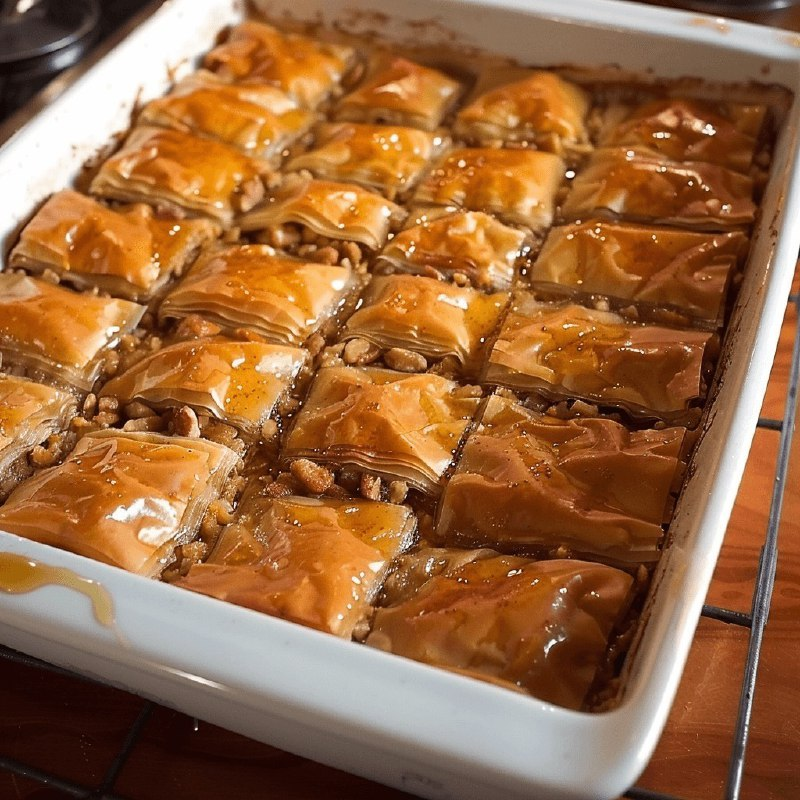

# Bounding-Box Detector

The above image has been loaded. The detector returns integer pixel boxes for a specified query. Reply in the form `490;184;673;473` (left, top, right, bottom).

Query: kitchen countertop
0;2;799;798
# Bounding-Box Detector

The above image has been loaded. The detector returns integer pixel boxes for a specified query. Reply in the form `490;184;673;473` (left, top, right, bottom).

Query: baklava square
138;71;316;163
0;273;145;392
335;55;461;131
0;375;76;480
366;548;634;709
174;494;416;638
375;209;527;291
435;394;686;562
8;190;219;301
0;430;239;577
90;126;271;225
100;337;309;436
240;174;406;252
530;221;747;326
485;293;715;422
286;122;448;200
413;147;565;231
597;97;767;173
203;21;356;109
454;69;590;156
283;366;481;493
561;147;755;230
159;244;355;345
342;274;508;374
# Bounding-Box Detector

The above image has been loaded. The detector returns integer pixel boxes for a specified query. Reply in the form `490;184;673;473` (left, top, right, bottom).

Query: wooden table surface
1;3;799;799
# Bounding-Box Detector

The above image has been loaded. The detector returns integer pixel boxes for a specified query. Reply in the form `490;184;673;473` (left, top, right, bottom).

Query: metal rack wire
0;288;797;799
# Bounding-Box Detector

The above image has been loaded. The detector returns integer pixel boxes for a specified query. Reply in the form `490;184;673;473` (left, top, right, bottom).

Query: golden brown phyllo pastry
159;244;355;344
435;395;686;562
0;273;145;391
287;122;448;199
486;293;714;422
0;431;239;577
342;274;508;373
284;366;481;493
0;375;76;477
204;21;356;109
413;147;565;231
90;126;271;225
366;548;634;709
562;147;755;230
175;494;416;637
597;97;766;173
138;71;316;163
530;221;747;325
100;338;308;434
454;70;590;155
9;190;219;301
335;55;461;131
376;209;527;290
240;175;406;250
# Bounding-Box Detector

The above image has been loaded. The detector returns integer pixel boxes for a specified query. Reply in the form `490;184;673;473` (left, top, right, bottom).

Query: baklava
283;366;481;493
159;244;356;344
175;494;416;637
367;548;634;709
435;394;686;563
486;293;715;422
0;430;239;577
0;273;145;391
9;190;219;301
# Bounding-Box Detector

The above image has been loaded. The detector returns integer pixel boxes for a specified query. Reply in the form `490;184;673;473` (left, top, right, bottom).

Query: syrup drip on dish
0;551;114;627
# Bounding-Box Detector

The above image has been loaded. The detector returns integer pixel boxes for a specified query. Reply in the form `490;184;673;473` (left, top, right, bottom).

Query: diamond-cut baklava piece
100;338;309;435
138;71;316;162
0;273;145;392
335;55;461;131
413;147;565;231
8;190;219;301
562;147;755;230
342;275;508;374
0;375;76;478
531;221;747;325
598;98;767;173
90;126;270;225
366;548;634;709
435;395;685;563
486;294;714;422
175;495;416;638
286;122;448;200
0;430;239;577
159;244;355;345
203;21;356;109
284;366;481;493
376;210;527;291
454;70;590;155
240;175;405;251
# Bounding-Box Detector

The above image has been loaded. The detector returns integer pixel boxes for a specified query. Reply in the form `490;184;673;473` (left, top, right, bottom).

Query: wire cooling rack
0;288;797;799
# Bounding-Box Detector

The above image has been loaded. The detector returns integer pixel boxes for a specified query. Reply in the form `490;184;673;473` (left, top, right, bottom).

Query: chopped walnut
122;416;164;432
174;314;222;341
94;410;120;428
311;245;339;265
263;480;294;498
290;458;334;494
82;393;98;417
343;338;381;366
388;480;409;504
360;473;381;500
384;347;427;373
97;396;120;413
452;271;469;287
172;405;201;438
238;176;266;213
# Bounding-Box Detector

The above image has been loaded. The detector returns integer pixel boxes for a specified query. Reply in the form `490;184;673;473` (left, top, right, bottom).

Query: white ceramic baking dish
1;1;799;798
